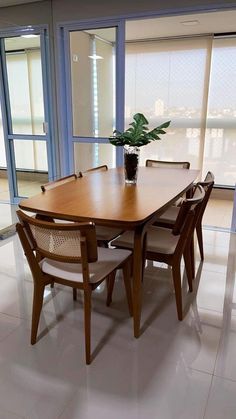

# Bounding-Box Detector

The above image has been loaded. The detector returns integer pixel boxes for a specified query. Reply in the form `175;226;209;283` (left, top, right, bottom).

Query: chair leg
106;272;116;307
73;288;77;301
172;263;183;321
31;283;45;345
183;249;193;292
122;261;133;317
190;237;195;279
84;289;92;365
196;223;204;261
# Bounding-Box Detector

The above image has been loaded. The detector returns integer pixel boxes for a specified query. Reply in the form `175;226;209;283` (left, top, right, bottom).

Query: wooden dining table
19;166;199;338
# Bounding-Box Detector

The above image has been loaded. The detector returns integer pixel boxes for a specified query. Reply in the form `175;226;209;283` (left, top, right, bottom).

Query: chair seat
41;246;132;284
95;226;123;241
111;226;179;255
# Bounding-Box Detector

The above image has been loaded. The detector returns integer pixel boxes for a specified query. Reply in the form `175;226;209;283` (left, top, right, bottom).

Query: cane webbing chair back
17;210;98;264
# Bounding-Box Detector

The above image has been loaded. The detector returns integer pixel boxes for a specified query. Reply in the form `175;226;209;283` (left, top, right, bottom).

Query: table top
19;167;199;227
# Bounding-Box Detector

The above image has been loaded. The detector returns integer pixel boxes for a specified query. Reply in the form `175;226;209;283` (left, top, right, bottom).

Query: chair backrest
79;165;108;178
170;184;205;258
41;174;77;192
16;210;98;265
146;159;190;169
172;184;205;236
196;171;215;224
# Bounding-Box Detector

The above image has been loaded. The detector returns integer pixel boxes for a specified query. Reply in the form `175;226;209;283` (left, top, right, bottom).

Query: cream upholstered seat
16;210;132;365
111;185;205;320
41;246;132;284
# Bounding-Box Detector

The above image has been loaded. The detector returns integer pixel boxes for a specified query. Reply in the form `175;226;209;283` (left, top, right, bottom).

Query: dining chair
146;159;191;205
78;165;124;247
40;168;123;248
16;210;133;365
78;164;108;178
155;172;215;261
110;185;205;321
146;160;190;169
41;174;77;192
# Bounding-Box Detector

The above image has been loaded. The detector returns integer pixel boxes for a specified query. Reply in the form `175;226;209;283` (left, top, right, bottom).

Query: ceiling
82;10;236;43
126;10;236;40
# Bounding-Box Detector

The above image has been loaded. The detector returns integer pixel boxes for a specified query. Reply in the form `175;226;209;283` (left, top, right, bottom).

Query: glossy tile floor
0;212;236;418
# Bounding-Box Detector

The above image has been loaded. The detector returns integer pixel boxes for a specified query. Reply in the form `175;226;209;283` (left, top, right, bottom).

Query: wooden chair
146;160;191;205
41;174;77;192
146;160;190;169
79;165;124;247
16;210;133;365
155;172;215;261
110;185;205;321
40;169;123;247
78;165;108;178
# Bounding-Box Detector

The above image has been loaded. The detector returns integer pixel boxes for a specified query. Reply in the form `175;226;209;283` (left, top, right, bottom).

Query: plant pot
124;145;140;184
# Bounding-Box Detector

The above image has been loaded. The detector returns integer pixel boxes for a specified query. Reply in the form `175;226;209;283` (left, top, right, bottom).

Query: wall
52;0;236;22
0;1;51;28
0;0;236;178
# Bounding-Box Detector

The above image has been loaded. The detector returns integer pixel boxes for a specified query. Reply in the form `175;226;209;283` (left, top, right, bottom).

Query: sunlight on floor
203;198;233;229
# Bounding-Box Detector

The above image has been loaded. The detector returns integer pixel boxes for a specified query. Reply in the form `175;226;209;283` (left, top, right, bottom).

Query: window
125;35;236;187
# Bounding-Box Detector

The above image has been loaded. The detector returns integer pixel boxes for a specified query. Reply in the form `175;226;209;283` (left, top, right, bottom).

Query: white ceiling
82;10;236;43
0;0;41;6
126;10;236;40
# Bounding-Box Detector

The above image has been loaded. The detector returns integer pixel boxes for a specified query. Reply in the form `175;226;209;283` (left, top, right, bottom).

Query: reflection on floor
204;198;233;229
0;224;235;418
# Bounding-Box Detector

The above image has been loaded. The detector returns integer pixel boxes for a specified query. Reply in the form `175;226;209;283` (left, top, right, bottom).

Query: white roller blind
203;37;236;186
125;37;212;170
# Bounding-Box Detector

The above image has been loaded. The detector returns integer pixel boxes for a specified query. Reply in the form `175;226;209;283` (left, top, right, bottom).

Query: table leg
133;226;146;338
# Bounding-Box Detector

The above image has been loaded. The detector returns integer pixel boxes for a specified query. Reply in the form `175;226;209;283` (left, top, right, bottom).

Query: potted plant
109;113;170;184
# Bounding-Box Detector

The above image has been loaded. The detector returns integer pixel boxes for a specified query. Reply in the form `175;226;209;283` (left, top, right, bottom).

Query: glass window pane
125;37;211;169
0;109;10;200
5;36;45;135
139;128;201;167
74;142;115;172
14;139;48;197
203;38;236;186
70;28;116;138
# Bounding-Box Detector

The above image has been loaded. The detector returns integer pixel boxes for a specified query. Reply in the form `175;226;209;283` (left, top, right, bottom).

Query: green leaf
109;114;171;147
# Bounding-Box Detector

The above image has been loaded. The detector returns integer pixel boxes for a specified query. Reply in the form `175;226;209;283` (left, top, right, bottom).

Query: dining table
19;166;199;338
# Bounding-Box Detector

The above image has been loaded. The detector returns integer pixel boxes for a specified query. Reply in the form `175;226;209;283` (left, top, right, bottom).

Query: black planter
124;146;140;184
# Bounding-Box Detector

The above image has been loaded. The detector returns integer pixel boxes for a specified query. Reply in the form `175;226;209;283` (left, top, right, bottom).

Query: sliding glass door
59;21;125;174
0;27;54;202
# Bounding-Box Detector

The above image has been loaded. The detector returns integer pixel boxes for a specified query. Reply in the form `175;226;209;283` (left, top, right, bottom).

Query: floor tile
0;200;235;419
204;376;236;419
0;409;25;419
59;367;212;419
